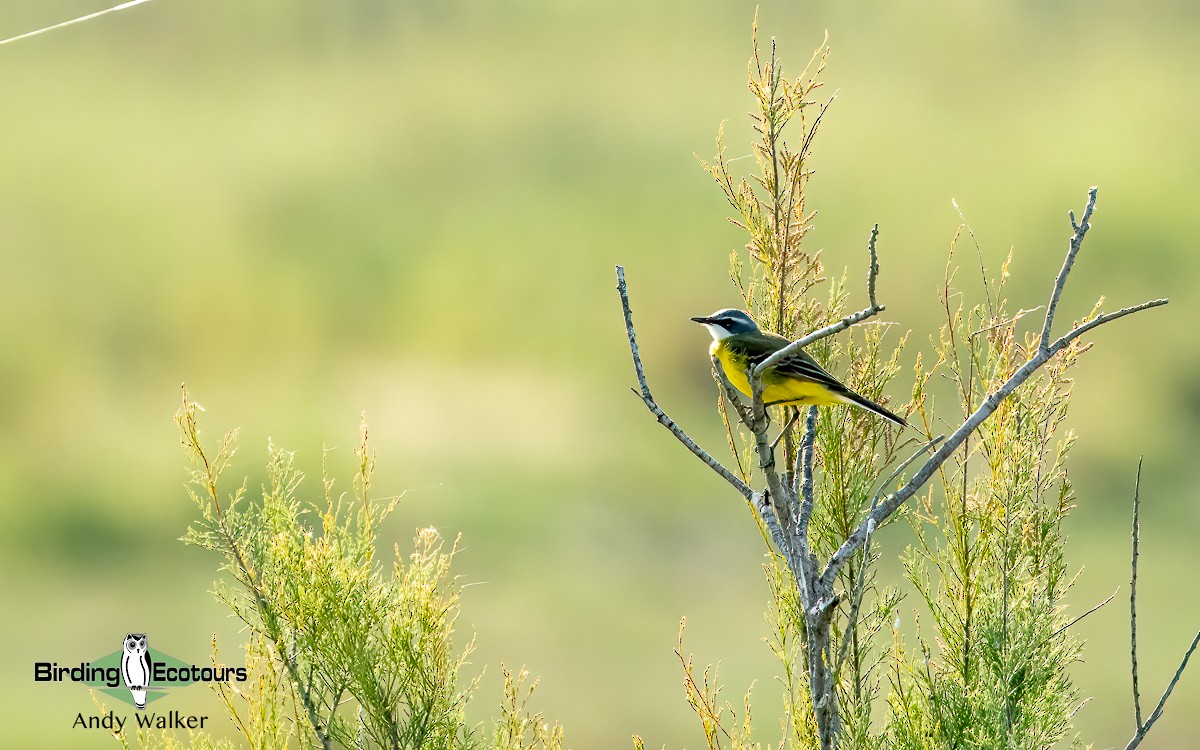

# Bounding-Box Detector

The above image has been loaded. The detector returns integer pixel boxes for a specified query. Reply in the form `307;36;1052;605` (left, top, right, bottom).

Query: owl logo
120;633;151;710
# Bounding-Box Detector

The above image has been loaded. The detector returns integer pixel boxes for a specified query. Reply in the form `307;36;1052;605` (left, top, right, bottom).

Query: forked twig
617;266;753;502
1042;187;1098;352
754;226;887;378
821;190;1166;588
1123;459;1200;750
1125;631;1200;750
617;266;796;570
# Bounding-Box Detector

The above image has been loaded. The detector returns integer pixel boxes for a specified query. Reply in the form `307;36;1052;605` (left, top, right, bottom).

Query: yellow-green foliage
701;23;829;342
123;389;565;750
676;29;1089;750
890;247;1086;749
493;666;565;750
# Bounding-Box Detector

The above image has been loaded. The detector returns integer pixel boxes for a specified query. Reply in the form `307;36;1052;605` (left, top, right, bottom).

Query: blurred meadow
2;0;1200;747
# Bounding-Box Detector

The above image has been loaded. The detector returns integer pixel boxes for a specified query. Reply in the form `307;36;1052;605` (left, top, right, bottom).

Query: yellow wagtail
691;308;907;427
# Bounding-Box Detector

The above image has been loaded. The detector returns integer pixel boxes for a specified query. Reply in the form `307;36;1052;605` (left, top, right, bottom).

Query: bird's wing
725;334;848;392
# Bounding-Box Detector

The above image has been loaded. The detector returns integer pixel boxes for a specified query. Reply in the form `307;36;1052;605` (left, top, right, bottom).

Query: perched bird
691;308;907;427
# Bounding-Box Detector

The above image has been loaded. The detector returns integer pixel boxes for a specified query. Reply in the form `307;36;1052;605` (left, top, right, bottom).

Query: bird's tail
839;390;908;428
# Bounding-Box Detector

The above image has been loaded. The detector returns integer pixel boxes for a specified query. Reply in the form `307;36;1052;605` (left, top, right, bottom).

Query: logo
34;632;247;732
120;633;151;709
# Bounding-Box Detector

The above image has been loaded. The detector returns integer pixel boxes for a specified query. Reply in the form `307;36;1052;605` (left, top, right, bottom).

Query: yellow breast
711;340;844;408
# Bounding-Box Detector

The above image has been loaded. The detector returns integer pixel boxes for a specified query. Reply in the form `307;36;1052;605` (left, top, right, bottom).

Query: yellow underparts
713;340;846;407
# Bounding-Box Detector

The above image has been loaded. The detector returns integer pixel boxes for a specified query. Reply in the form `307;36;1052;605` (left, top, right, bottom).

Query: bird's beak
689;316;712;324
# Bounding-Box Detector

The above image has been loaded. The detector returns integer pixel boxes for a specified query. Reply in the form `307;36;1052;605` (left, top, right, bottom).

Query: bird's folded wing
771;352;847;391
726;337;847;392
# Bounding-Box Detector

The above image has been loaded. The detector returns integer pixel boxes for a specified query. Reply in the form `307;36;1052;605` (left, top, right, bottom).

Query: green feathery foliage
175;391;475;749
889;246;1088;749
108;388;565;750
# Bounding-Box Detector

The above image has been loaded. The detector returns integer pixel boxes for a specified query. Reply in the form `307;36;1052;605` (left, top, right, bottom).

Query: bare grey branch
617;266;654;404
1131;457;1144;730
1052;298;1169;350
1126;629;1200;750
752;229;887;378
866;224;880;309
1041;186;1098;352
822;190;1168;589
1121;459;1200;750
616;266;754;501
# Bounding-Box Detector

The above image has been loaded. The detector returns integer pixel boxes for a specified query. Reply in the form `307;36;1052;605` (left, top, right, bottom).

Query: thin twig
0;0;157;46
866;224;881;309
834;434;944;681
1056;299;1169;349
1041;186;1098;351
1131;456;1144;729
952;198;994;319
754;304;884;378
617;266;655;404
1126;630;1200;750
617;266;797;573
868;434;946;508
771;409;801;453
822;190;1168;589
1115;458;1200;750
753;231;886;377
616;266;754;500
969;306;1044;338
628;389;744;484
798;90;839;164
765;40;786;334
1049;588;1118;641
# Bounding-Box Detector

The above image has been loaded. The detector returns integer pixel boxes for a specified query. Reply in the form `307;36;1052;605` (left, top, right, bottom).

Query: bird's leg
771;407;801;452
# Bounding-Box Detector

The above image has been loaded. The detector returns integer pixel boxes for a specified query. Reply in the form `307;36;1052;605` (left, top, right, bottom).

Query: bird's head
690;309;760;340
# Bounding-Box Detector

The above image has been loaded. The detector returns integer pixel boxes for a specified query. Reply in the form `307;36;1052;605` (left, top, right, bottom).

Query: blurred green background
3;0;1199;747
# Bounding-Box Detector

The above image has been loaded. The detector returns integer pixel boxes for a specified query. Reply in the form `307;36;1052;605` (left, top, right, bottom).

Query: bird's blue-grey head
690;308;761;340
